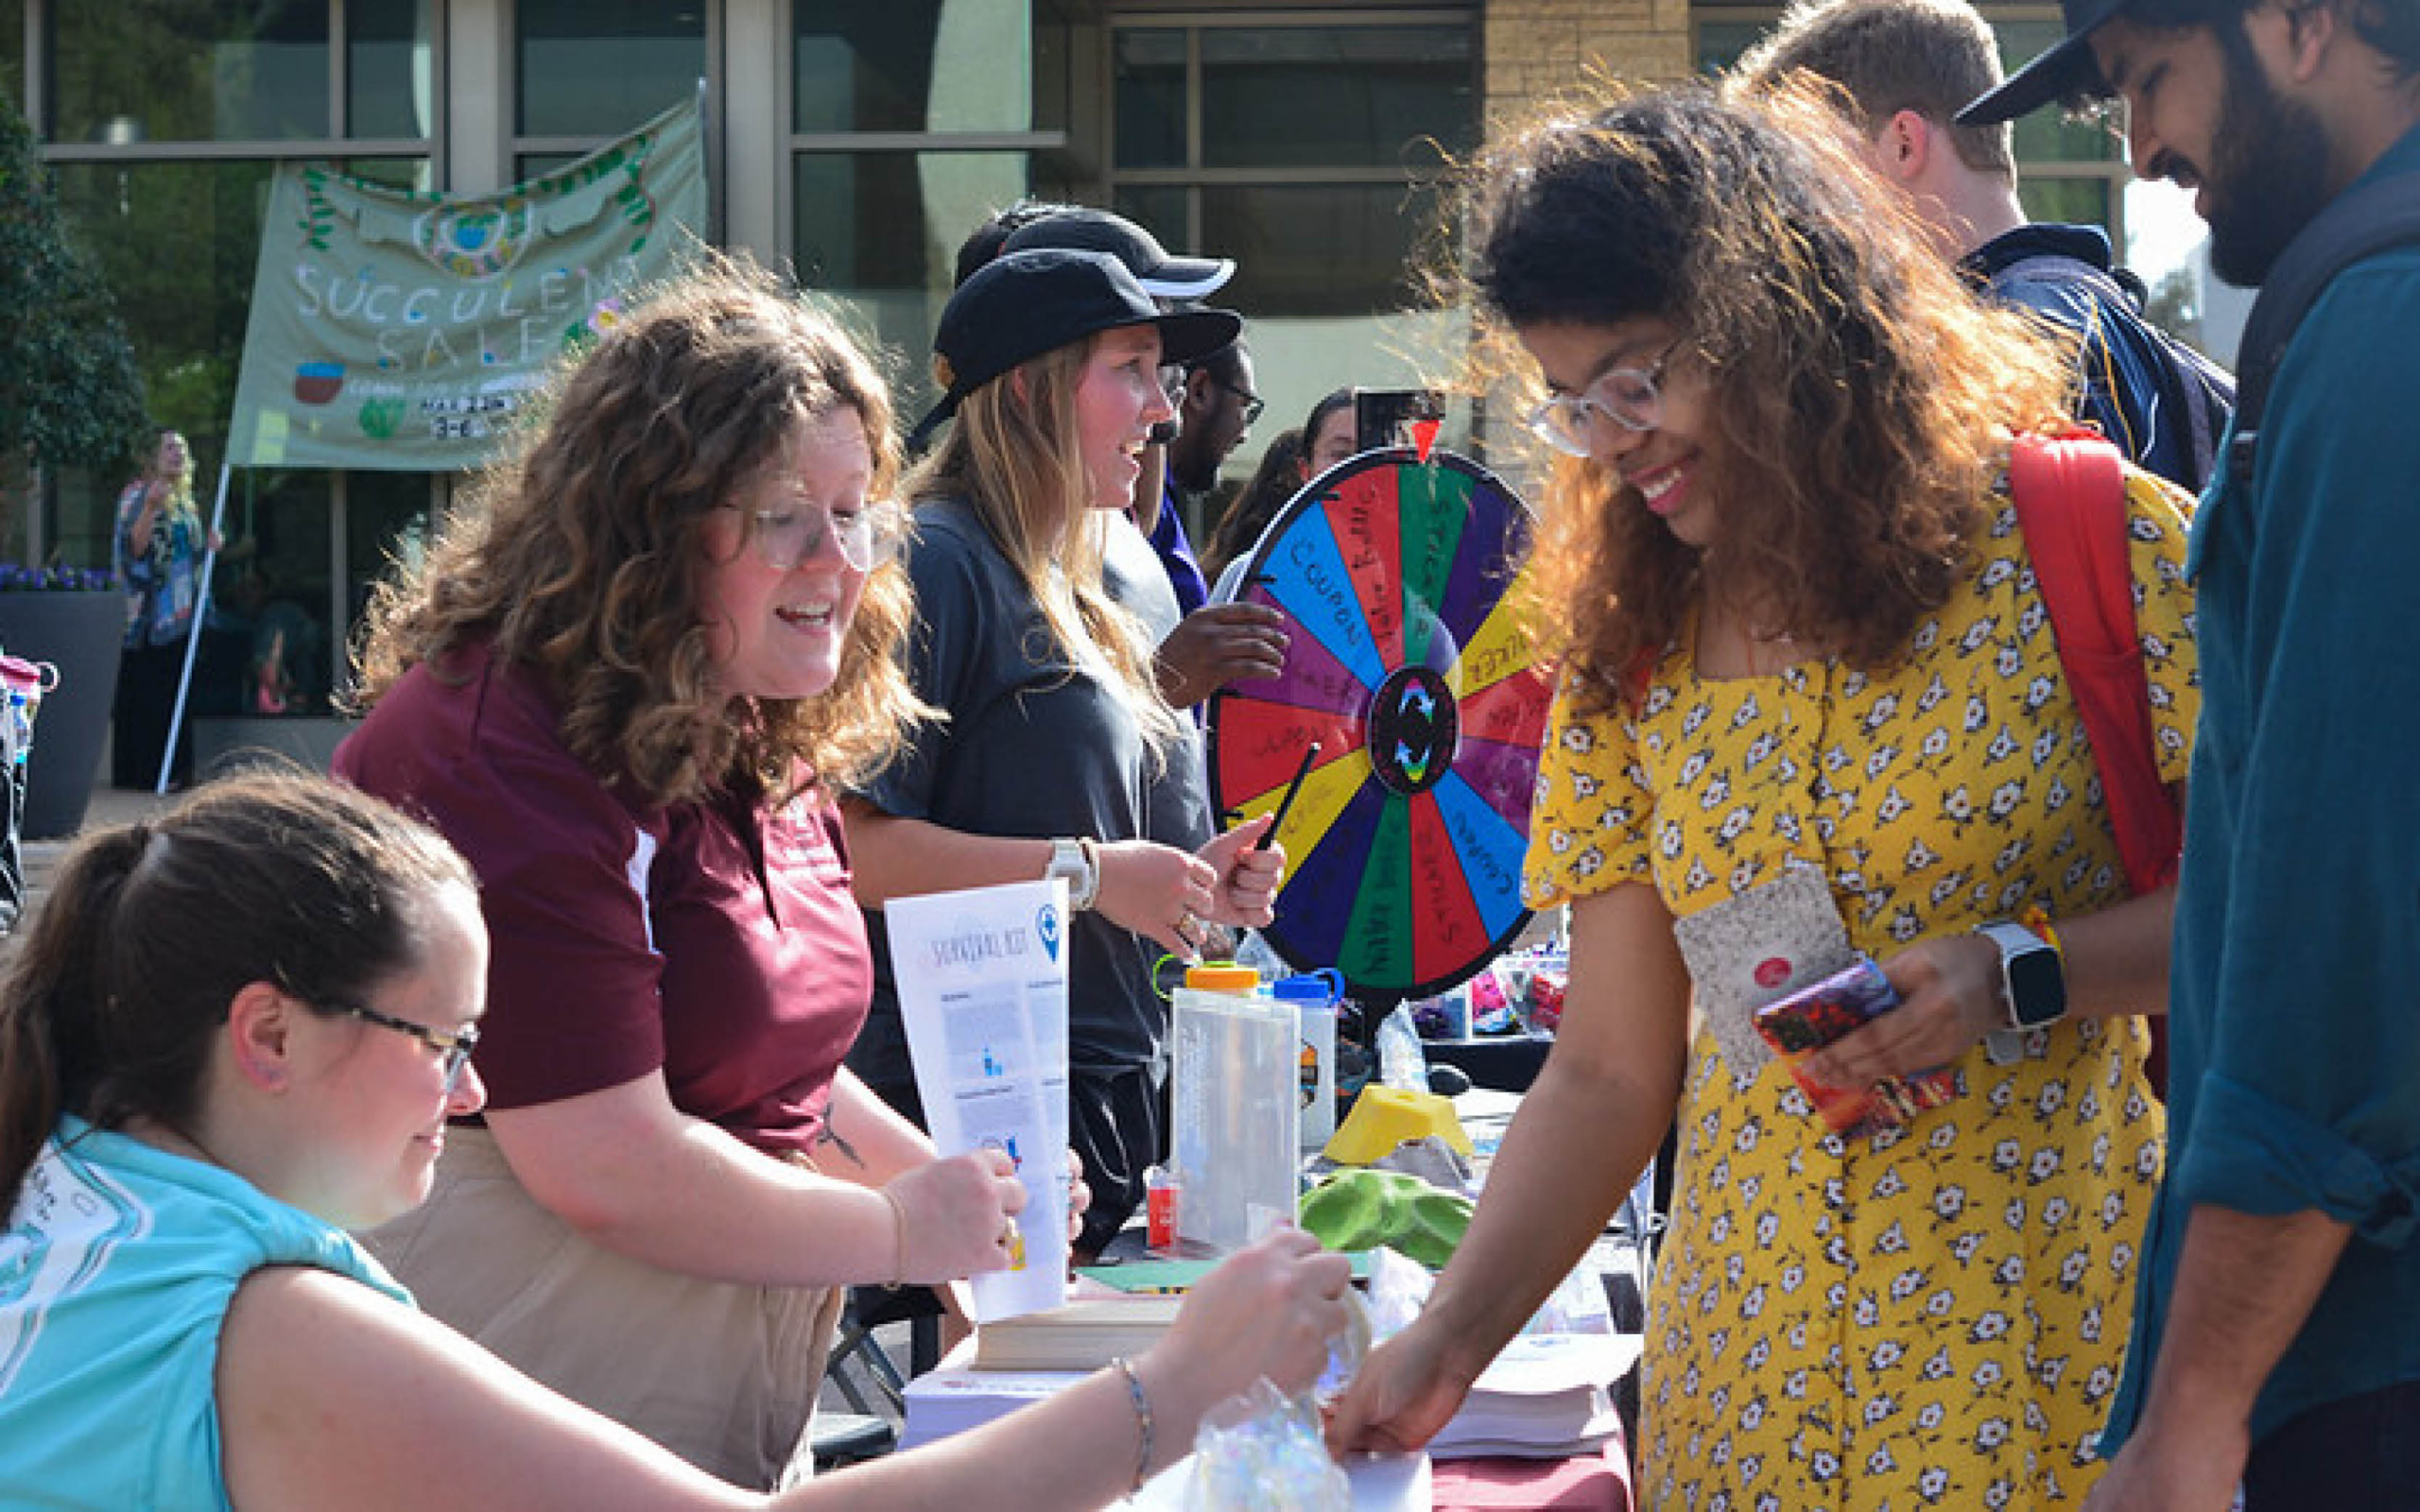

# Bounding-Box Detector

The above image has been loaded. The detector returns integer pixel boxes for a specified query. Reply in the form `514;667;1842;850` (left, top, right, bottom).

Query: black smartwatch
1977;921;2067;1030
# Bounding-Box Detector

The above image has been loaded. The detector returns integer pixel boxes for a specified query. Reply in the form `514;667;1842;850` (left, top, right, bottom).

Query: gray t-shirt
849;499;1209;1087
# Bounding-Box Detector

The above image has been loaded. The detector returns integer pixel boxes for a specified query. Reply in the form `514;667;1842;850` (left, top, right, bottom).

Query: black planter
0;592;128;839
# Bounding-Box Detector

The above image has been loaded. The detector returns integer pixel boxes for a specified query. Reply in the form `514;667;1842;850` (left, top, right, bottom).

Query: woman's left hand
1196;815;1284;931
1064;1147;1091;1246
1801;933;2002;1091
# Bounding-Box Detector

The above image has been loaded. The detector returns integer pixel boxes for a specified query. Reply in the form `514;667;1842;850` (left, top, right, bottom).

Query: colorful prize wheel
1208;446;1554;1003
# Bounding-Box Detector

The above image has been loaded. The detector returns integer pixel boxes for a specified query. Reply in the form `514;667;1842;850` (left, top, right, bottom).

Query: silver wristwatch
1045;837;1098;911
1976;920;2068;1031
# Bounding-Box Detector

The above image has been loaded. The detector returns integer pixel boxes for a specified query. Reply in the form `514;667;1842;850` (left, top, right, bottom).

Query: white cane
156;460;233;797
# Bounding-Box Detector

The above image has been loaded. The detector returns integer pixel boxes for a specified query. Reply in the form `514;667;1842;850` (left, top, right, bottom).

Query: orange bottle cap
1184;963;1260;991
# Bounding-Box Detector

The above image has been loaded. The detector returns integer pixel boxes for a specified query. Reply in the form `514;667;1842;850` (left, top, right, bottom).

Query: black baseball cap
910;249;1242;446
1000;208;1236;301
1956;0;2127;125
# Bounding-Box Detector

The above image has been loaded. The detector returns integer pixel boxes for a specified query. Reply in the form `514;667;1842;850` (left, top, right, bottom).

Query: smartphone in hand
1752;957;1960;1138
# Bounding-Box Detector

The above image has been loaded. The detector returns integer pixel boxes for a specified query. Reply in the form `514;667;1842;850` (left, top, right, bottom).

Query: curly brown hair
349;254;926;803
1458;85;2076;716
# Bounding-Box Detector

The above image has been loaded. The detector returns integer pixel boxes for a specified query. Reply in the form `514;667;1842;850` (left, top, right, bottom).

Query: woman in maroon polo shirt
335;256;1039;1488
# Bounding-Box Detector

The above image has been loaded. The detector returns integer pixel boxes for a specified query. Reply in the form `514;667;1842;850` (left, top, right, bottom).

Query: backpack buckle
2226;427;2259;489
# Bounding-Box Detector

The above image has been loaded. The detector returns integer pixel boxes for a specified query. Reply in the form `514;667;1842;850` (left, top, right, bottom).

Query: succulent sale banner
226;96;705;471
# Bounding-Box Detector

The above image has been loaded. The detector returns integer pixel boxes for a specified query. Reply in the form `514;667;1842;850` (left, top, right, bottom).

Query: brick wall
1463;2;1700;473
1483;0;1697;124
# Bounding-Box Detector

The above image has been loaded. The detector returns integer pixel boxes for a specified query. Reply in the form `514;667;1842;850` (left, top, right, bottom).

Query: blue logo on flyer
1037;902;1061;961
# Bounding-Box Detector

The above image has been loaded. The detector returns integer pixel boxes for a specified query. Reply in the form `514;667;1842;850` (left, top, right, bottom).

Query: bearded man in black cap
1963;4;2420;1507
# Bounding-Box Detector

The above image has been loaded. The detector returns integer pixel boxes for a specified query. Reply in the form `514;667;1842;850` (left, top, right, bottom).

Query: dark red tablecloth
1429;1439;1632;1511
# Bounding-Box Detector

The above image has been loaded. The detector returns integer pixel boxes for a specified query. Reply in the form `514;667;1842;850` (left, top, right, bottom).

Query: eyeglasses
335;1000;480;1094
741;499;900;574
1523;340;1682;457
1204;375;1265;426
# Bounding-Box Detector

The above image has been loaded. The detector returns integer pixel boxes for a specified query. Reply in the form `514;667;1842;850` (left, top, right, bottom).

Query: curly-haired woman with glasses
333;256;1043;1488
1329;88;2200;1507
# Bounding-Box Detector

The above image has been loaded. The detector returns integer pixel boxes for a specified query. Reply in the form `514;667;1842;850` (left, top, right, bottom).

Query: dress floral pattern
1525;471;2199;1510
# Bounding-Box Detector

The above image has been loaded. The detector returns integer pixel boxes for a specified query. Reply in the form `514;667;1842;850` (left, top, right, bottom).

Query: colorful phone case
1752;957;1961;1138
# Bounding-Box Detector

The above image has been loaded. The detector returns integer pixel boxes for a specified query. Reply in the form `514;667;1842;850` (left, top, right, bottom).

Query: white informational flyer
885;879;1072;1323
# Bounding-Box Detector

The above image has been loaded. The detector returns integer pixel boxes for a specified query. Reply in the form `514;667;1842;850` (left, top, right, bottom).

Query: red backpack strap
2007;430;2182;895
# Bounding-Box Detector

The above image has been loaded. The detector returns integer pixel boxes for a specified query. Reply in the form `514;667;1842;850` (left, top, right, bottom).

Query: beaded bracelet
1112;1355;1154;1493
2018;903;2065;954
1076;836;1101;911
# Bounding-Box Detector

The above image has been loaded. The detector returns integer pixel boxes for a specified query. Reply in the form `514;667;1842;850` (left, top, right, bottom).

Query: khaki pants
360;1126;841;1491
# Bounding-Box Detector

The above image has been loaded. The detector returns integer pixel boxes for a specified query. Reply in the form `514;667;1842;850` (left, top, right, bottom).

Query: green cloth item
1299;1168;1473;1269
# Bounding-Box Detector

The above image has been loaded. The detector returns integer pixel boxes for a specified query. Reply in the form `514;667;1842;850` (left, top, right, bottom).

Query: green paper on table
1077;1252;1375;1296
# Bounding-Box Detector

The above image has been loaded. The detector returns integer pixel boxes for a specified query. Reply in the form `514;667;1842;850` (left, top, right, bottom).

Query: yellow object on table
1323;1085;1474;1164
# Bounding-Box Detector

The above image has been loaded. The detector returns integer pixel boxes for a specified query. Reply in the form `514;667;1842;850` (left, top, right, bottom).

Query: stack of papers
902;1350;1432;1507
903;1330;1641;1467
971;1294;1184;1372
1428;1331;1641;1460
898;1359;1084;1452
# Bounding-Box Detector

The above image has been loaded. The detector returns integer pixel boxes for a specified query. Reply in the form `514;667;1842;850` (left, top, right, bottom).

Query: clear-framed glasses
1523;341;1681;457
335;999;480;1093
744;499;901;574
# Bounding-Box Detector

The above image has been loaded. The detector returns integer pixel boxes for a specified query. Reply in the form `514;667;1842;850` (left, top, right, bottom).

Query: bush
0;90;149;479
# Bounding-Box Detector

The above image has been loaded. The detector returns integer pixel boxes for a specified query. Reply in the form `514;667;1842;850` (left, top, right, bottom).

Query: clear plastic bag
1182;1380;1350;1511
1373;1003;1428;1092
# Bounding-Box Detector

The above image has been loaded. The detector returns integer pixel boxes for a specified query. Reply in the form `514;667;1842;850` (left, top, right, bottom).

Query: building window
32;0;438;720
1103;10;1478;495
1110;17;1477;318
794;1;1036;135
517;0;705;142
3;0;25;105
790;3;1069;412
1694;6;2130;246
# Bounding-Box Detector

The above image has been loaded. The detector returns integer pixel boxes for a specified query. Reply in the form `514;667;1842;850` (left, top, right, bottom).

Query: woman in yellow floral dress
1329;90;2197;1508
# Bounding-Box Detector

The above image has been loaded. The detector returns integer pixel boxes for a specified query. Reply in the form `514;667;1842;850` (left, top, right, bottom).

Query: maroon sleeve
337;659;670;1110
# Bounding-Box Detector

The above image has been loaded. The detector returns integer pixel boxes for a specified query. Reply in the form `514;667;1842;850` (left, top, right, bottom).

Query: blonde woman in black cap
844;249;1287;1262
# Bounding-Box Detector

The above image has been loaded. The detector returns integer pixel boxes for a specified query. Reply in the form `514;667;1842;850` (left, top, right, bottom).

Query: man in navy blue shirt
1965;2;2420;1506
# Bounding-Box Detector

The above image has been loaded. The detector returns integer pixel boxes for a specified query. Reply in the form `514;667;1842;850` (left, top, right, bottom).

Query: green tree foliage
0;91;149;477
2145;263;2217;361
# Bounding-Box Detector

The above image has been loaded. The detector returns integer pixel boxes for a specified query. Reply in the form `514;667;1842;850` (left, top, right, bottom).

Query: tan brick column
1484;0;1698;125
1460;0;1699;493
